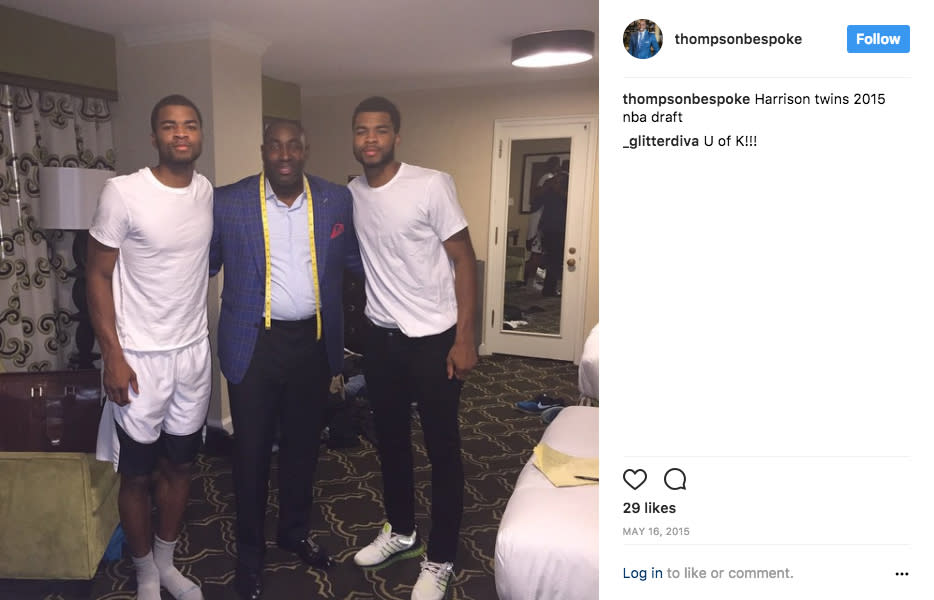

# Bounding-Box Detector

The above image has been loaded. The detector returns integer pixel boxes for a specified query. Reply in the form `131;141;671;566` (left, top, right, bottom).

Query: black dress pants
542;229;566;296
364;323;464;564
228;318;329;571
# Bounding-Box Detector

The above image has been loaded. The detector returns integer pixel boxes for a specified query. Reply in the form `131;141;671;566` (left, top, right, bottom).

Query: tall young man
349;96;478;600
210;119;361;600
90;94;212;600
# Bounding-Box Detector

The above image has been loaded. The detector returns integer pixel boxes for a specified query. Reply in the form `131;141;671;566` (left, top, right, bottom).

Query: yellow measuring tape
259;173;322;340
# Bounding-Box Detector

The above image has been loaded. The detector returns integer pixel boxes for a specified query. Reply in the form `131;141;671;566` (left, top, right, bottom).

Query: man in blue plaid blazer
210;120;362;600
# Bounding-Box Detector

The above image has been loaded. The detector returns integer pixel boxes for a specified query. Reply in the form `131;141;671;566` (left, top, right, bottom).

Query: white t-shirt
349;163;467;337
89;167;213;351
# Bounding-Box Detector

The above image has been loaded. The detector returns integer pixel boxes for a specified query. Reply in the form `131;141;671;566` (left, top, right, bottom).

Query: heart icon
623;468;647;490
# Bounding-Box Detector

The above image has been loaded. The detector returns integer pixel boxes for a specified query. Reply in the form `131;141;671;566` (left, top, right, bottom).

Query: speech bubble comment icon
623;468;647;490
664;467;686;491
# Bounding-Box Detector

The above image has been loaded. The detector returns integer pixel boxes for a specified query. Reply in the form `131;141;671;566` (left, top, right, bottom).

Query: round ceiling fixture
511;29;595;68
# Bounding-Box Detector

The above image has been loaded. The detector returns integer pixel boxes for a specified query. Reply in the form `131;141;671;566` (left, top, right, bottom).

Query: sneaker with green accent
353;522;424;568
411;558;454;600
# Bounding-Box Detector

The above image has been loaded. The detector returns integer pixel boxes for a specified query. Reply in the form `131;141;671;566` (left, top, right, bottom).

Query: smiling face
151;104;202;167
352;111;400;170
261;121;306;194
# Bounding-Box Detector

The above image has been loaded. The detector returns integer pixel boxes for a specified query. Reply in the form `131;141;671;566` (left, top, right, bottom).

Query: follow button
847;25;910;53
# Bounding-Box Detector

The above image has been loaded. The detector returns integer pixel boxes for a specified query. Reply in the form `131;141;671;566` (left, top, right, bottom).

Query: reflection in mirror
502;137;571;335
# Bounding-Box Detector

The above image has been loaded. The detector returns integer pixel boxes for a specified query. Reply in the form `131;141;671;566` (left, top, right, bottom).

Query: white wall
113;38;216;178
210;40;263;185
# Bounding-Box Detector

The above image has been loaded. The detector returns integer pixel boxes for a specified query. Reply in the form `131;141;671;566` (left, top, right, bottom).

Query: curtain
0;85;114;372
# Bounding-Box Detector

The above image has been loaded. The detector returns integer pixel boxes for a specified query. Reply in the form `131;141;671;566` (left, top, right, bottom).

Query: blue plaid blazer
210;173;362;383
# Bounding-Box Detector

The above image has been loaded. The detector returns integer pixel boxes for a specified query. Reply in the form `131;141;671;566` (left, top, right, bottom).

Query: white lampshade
38;167;114;230
511;30;595;68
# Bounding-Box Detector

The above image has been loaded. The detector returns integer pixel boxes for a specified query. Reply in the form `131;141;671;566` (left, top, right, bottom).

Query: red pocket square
330;223;345;239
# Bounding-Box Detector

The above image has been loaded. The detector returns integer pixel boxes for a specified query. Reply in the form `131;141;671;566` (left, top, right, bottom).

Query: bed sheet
494;406;599;600
578;323;599;401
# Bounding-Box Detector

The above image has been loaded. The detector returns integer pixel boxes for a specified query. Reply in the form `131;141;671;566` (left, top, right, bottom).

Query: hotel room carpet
1;353;580;600
501;280;562;335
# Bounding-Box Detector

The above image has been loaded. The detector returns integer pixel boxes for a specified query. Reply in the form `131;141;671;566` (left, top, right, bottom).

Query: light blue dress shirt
265;179;317;320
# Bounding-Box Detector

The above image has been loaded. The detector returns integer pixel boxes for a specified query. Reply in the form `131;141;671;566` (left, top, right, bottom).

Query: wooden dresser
0;369;102;453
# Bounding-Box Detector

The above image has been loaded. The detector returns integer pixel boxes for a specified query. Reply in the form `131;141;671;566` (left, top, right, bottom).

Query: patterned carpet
1;354;579;600
502;280;562;335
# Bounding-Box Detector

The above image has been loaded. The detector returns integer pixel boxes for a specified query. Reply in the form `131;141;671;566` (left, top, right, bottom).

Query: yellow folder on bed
532;443;599;487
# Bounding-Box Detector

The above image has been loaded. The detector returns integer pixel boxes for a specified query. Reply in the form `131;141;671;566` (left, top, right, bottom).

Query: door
483;116;597;361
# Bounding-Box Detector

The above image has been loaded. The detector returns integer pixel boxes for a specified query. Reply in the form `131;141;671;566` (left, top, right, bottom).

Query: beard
355;145;395;170
157;144;201;168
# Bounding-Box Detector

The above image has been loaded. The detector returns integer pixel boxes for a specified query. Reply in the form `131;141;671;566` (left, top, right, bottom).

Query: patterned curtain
0;85;114;372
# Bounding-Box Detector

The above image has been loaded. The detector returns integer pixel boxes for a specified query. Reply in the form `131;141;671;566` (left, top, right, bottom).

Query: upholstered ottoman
0;452;119;579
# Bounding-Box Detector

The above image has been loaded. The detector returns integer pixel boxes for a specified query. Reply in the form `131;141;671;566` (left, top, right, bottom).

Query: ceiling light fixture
511;29;595;68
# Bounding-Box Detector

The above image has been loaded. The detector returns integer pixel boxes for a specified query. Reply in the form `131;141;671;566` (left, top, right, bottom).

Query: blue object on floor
516;394;566;414
102;524;125;562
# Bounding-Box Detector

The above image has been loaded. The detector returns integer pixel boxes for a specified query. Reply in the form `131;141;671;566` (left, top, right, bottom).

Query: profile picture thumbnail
625;19;663;59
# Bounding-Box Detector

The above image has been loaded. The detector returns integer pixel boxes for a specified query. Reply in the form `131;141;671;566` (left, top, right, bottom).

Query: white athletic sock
131;551;161;600
153;536;204;600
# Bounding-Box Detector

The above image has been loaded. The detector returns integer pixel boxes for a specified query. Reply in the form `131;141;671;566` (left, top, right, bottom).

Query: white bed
494;405;599;600
578;323;599;404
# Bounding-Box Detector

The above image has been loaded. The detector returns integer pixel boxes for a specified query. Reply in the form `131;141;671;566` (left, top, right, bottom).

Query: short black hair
352;96;401;133
263;118;305;144
150;94;202;133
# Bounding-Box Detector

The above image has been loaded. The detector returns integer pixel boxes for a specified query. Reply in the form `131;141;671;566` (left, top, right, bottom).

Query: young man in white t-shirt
88;94;212;600
348;96;478;600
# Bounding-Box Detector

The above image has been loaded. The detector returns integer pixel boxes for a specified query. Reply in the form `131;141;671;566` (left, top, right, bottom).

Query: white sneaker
411;558;454;600
353;522;424;568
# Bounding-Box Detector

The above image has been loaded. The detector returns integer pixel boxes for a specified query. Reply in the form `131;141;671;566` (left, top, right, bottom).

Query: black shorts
115;420;202;476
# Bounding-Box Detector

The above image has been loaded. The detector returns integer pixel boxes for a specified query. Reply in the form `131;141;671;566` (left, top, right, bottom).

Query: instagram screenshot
601;2;931;598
